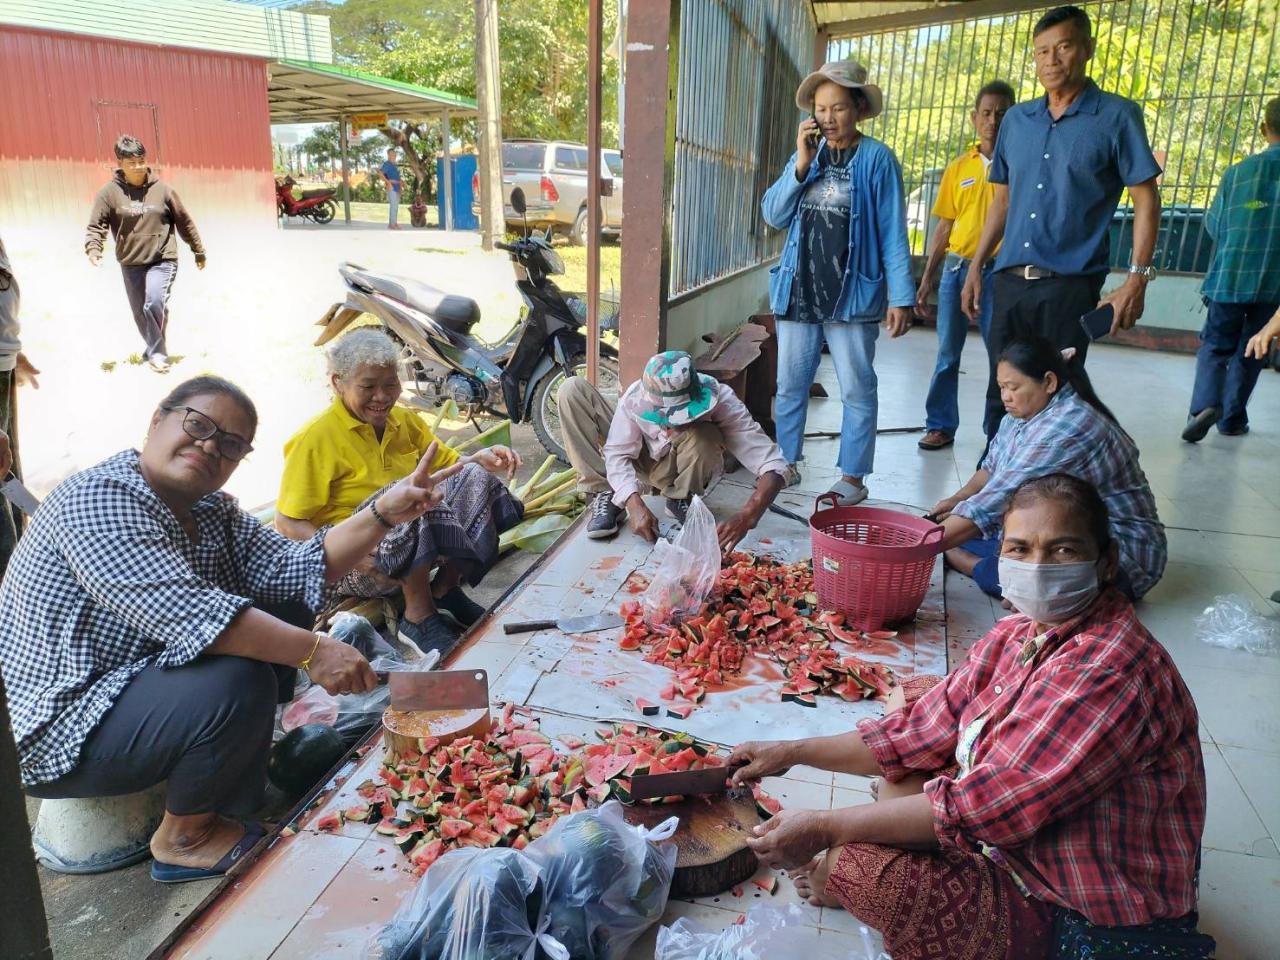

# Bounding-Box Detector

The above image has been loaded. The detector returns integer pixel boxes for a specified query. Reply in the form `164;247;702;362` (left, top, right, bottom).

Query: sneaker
398;614;461;659
435;587;487;628
148;353;170;373
782;464;803;488
827;479;868;506
587;491;624;540
665;497;690;523
1181;407;1220;443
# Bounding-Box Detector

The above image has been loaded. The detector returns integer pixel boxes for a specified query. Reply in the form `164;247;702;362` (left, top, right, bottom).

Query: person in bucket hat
554;350;788;551
761;59;914;508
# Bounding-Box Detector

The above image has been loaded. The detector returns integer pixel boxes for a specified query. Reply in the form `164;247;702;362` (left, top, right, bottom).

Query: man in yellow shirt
916;81;1016;450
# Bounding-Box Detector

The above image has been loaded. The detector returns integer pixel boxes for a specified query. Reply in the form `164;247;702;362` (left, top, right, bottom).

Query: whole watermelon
266;723;347;798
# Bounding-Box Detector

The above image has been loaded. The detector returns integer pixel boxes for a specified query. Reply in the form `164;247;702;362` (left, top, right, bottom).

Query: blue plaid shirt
1201;142;1280;304
0;449;328;786
953;388;1166;598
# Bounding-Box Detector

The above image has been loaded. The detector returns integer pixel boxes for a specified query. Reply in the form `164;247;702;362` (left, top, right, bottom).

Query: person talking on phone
926;337;1164;600
761;59;914;507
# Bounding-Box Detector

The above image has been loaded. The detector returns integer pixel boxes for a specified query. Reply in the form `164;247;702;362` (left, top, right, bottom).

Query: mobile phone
1079;303;1115;341
807;113;821;145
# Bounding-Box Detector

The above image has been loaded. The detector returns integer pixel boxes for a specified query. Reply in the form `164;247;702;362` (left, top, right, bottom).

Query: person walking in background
1181;96;1280;443
915;80;1016;451
762;59;914;506
961;5;1162;440
85;135;206;373
380;148;403;230
0;232;42;576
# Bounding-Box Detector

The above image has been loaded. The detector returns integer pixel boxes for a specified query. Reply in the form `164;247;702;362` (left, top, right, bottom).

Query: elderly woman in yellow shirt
276;328;524;655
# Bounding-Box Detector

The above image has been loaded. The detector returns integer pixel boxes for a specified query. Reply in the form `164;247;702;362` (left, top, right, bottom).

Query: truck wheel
531;353;621;463
569;207;589;247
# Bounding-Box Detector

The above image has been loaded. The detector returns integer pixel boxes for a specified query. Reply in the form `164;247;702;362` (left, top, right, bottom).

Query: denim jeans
924;254;994;435
1189;299;1278;432
775;319;880;477
388;185;401;225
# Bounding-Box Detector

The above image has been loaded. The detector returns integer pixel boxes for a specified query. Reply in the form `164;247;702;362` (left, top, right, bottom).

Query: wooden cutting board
621;786;762;897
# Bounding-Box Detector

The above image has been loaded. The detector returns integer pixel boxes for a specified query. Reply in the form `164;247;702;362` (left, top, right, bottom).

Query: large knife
375;669;489;712
629;762;745;801
503;611;624;636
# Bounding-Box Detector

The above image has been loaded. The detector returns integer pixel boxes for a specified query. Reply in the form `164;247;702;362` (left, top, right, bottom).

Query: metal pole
587;0;604;385
338;113;351;225
442;110;455;231
0;672;53;960
475;0;504;250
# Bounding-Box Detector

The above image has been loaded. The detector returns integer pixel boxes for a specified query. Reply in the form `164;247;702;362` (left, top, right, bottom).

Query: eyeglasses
163;406;254;462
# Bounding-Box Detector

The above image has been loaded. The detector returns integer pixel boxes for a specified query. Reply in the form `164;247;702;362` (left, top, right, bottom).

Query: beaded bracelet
369;497;393;530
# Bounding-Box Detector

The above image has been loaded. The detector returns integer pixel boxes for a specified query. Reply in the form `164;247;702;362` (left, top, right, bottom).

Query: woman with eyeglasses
275;327;526;656
0;375;461;883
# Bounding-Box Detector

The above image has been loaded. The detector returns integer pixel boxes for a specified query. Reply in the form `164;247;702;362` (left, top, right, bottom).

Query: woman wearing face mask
761;60;915;507
931;335;1164;599
729;474;1209;959
0;376;462;883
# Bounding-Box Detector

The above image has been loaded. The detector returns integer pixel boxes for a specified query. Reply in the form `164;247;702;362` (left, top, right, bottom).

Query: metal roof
268;59;477;124
813;0;1052;35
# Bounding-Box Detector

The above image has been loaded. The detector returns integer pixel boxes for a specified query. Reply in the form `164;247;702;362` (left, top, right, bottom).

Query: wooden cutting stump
621;786;762;898
382;706;492;762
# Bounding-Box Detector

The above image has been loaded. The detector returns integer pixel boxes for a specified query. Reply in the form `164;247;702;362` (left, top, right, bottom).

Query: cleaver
503;611;624;636
629;762;746;801
375;668;489;712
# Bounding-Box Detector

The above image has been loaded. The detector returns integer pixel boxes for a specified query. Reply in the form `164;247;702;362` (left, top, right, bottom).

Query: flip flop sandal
827;479;868;506
150;821;267;884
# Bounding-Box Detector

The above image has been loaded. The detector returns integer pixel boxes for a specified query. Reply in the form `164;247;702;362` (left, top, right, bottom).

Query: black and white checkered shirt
0;449;328;786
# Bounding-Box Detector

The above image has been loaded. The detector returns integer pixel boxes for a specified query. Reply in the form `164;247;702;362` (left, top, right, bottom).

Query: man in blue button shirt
961;5;1162;439
379;148;403;230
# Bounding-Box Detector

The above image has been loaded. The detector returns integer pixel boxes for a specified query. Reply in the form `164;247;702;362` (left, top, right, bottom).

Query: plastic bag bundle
526;800;679;960
1195;594;1280;656
656;903;888;960
368;847;569;960
641;495;721;626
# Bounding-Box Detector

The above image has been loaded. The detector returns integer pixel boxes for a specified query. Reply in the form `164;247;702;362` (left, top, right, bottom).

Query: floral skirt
334;463;525;599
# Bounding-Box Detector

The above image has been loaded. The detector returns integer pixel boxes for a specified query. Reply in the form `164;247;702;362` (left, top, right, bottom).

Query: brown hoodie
84;170;206;266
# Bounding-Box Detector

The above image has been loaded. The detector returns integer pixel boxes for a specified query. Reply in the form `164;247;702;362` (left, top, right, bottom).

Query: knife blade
502;611;624;636
629;763;744;801
0;476;40;516
376;669;489;711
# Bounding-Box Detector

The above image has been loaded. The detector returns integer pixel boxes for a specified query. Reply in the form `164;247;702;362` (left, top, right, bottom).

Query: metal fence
828;0;1278;275
668;0;815;299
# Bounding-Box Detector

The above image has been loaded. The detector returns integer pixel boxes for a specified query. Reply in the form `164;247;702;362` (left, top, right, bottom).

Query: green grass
344;200;441;227
556;243;621;300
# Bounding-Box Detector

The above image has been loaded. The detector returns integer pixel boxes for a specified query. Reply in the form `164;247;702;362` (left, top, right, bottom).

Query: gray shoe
398;614;461;659
665;497;690;523
586;491;624;540
827;479;868;506
782;463;803;488
1181;407;1220;442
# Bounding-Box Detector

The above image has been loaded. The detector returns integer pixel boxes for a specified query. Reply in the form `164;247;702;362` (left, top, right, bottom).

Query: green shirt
1201;142;1280;304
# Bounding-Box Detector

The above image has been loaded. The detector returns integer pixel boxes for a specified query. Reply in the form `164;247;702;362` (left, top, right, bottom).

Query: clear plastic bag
641;495;721;626
655;903;888;960
525;800;679;960
367;847;569;960
1195;594;1280;656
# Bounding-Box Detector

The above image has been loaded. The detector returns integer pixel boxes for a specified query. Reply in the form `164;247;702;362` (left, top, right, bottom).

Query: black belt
1002;265;1060;280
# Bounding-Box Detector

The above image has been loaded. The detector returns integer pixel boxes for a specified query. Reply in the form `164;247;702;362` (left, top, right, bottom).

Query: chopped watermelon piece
752;875;779;894
635;698;660;716
666;703;694;720
314;812;342;832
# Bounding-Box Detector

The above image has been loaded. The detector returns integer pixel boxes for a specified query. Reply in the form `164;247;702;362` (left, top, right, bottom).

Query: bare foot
150;813;255;869
790;849;842;907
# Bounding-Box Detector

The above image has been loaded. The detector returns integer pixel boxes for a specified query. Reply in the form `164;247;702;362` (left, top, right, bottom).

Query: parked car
472;140;623;245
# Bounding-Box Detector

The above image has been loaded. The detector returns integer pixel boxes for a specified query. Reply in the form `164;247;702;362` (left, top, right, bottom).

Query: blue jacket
761;136;914;321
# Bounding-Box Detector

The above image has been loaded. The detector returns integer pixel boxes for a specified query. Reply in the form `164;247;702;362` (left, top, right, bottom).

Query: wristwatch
1128;264;1157;280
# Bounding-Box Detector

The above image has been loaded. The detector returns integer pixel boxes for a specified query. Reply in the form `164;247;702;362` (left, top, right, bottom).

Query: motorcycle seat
357;272;480;334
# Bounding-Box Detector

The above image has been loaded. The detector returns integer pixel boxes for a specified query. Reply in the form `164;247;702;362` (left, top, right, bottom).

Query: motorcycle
314;187;620;462
276;176;337;225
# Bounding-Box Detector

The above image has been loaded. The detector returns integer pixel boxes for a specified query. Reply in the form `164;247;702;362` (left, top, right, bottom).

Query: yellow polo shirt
932;146;1001;260
277;398;459;528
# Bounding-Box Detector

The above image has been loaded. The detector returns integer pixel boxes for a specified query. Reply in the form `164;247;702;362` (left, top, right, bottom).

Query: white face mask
997;557;1101;624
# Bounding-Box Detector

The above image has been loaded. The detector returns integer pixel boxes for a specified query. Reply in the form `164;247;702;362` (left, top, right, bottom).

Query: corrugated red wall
0;25;276;231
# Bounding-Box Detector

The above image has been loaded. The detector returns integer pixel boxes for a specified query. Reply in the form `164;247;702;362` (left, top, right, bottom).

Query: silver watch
1128;264;1157;280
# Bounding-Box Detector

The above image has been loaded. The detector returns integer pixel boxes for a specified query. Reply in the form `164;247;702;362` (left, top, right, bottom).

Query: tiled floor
167;334;1280;958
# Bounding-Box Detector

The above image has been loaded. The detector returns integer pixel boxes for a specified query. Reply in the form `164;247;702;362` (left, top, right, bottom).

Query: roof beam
824;0;1057;36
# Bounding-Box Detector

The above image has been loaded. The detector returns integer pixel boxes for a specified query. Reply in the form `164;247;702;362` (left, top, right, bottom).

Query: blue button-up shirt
989;80;1161;276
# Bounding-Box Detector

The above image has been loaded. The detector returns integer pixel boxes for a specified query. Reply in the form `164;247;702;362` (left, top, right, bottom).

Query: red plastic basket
809;495;945;630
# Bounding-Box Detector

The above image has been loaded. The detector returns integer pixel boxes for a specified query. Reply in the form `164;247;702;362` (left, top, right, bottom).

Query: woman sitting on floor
731;473;1209;959
931;335;1165;600
0;375;460;882
276;327;525;656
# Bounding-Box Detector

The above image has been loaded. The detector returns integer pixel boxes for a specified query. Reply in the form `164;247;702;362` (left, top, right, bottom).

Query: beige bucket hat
795;59;884;119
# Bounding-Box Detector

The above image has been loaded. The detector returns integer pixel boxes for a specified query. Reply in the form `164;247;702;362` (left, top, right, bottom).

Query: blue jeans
775;319;880;477
1189;299;1278;432
388;185;401;225
957;535;1003;597
924;254;994;435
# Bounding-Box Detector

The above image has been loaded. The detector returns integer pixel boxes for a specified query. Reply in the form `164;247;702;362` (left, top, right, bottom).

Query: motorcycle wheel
531;353;621;464
311;200;336;225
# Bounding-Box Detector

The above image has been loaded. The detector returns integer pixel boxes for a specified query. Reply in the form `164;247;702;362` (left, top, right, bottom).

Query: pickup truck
472;139;623;245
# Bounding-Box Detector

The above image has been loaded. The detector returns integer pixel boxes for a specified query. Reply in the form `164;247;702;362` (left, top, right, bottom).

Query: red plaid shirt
859;589;1205;926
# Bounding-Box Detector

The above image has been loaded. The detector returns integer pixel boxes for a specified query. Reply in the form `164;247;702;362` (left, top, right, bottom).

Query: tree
300;123;389;172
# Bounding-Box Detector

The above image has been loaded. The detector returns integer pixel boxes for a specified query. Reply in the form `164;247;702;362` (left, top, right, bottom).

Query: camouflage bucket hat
795;59;884;119
639;351;719;428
